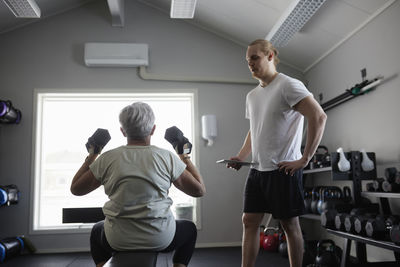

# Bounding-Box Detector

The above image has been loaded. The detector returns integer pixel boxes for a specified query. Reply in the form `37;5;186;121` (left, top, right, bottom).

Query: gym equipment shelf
303;166;332;174
361;192;400;199
300;214;320;220
327;229;400;252
301;166;332;220
326;229;400;266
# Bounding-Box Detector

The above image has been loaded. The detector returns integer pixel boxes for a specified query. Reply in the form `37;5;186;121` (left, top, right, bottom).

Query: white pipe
138;66;257;85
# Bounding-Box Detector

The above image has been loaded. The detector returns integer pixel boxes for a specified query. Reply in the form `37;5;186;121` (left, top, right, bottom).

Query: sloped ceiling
0;0;395;72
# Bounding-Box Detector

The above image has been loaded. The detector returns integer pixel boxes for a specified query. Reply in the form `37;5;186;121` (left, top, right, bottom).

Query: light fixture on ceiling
170;0;197;19
266;0;327;47
2;0;41;18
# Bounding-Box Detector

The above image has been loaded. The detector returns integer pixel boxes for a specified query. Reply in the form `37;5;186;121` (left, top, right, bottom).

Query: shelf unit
303;152;400;266
301;166;331;220
361;192;400;199
303;166;332;174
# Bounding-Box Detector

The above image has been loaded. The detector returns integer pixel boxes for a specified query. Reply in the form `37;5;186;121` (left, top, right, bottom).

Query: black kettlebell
304;187;313;214
315;239;341;267
278;231;288;258
310;187;321;214
320;187;343;213
342;186;352;203
279;241;288;258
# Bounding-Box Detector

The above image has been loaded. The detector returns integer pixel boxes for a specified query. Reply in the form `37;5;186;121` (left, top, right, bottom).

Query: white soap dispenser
360;149;374;172
337;147;351;172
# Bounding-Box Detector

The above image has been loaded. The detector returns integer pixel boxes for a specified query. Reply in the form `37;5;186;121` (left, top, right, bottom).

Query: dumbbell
382;181;400;193
0;185;19;206
321;204;353;229
0;237;24;263
164;126;192;154
321;210;339;229
0;100;21;124
385;167;400;184
343;208;367;234
335;213;347;231
390;224;400;244
372;178;385;192
365;215;400;240
366;182;375;192
343;207;376;234
354;213;377;236
336;205;380;232
85;128;111;154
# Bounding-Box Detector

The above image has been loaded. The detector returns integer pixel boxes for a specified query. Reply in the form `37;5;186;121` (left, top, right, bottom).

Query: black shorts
243;168;305;219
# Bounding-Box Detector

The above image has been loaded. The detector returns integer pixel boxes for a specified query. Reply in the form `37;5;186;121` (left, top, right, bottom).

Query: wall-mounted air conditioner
84;43;149;67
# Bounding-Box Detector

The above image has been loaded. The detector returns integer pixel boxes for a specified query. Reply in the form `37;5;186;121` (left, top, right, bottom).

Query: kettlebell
319;187;345;214
263;228;279;252
304;187;313;214
259;225;266;249
310;187;321;214
315;239;341;267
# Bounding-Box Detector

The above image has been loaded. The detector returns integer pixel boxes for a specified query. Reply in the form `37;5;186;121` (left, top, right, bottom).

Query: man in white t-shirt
70;102;206;267
228;39;327;267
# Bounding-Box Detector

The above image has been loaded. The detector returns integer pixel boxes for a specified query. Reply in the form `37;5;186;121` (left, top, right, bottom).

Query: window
32;90;197;232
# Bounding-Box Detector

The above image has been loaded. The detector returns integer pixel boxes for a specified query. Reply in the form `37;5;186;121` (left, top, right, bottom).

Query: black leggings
90;220;197;265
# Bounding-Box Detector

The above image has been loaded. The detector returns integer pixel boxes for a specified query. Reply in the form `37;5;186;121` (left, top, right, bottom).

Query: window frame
29;88;200;235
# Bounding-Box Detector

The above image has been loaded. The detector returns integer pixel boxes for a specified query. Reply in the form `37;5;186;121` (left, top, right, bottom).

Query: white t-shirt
90;145;186;251
245;73;312;171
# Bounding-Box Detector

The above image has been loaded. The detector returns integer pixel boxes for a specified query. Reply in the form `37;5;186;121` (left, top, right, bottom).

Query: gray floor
1;247;291;267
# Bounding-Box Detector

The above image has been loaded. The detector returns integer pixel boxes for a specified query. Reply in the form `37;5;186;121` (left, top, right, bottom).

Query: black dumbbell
344;208;368;234
382;181;400;193
372;178;385;192
321;203;353;229
354;213;376;236
164;126;192;154
366;182;375;192
365;215;399;240
86;128;111;154
335;213;347;231
390;224;400;244
0;237;24;263
321;209;337;229
0;185;19;206
385;167;400;184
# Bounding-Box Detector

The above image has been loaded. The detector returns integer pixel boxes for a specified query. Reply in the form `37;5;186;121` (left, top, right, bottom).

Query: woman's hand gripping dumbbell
164;126;192;155
85;128;111;155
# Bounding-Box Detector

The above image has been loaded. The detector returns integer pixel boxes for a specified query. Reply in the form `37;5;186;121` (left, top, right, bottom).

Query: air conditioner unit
84;43;149;67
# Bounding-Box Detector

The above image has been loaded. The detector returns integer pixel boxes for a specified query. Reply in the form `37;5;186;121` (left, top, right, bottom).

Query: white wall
304;1;400;262
0;0;303;252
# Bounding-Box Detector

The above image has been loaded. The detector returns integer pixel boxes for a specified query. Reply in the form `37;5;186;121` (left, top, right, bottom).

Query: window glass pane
34;92;195;230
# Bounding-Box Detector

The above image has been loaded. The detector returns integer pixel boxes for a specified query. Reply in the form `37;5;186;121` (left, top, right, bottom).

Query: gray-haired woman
71;102;205;267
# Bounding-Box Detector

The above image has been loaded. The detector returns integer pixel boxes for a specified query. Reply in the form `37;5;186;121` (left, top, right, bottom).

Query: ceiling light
266;0;327;47
170;0;197;19
2;0;41;18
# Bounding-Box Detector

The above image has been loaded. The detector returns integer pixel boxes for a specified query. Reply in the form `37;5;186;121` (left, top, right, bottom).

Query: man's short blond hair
249;39;280;66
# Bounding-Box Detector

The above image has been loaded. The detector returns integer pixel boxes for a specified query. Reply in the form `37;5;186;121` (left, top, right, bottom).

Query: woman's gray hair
119;102;155;140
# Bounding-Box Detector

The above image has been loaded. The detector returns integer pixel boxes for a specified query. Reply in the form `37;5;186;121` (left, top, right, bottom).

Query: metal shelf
326;229;400;252
303;166;332;174
300;214;320;220
361;192;400;199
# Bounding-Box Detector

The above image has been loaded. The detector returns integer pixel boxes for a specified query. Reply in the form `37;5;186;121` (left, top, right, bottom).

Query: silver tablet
216;159;258;166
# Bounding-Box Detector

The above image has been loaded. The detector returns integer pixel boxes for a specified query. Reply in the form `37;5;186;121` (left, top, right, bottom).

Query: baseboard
35;247;90;254
196;242;242;248
34;242;242;254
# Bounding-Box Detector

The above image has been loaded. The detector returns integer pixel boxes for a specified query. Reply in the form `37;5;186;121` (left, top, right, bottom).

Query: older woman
70;102;205;267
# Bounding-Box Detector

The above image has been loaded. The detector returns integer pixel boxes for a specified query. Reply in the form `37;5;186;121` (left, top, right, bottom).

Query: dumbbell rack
327;151;400;266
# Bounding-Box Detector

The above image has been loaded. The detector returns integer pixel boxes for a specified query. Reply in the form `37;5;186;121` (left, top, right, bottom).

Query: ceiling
0;0;396;73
